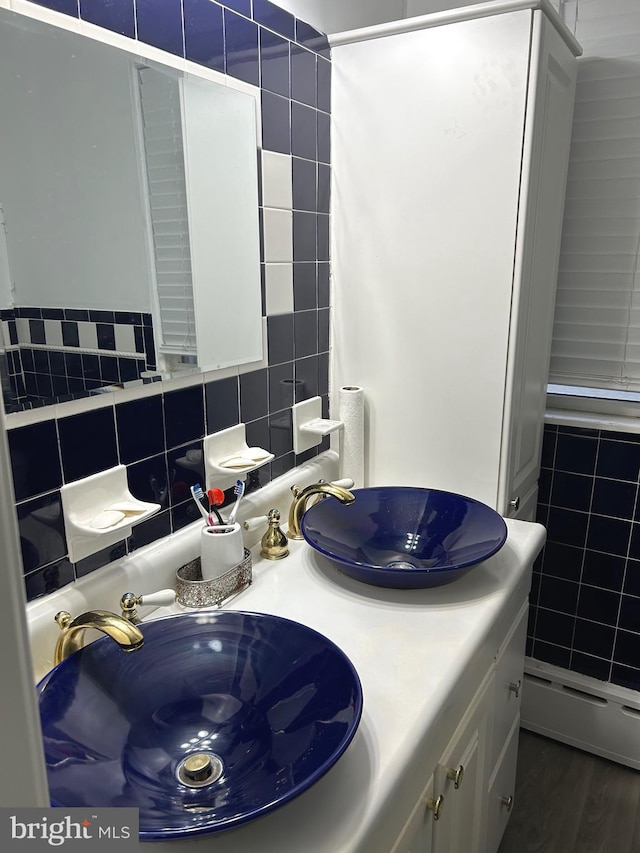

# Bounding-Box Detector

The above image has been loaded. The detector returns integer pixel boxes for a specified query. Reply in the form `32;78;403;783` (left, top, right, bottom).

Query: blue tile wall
7;0;331;602
531;423;640;693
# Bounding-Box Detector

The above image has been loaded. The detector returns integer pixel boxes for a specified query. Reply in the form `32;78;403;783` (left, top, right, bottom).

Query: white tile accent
114;324;136;354
44;319;63;347
78;321;98;350
262;152;293;210
262;208;293;263
265;263;294;315
15;318;29;345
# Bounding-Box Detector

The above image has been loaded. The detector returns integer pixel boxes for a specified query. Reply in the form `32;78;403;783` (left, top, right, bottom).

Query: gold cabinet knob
446;764;464;789
426;794;444;820
501;795;514;811
509;680;521;698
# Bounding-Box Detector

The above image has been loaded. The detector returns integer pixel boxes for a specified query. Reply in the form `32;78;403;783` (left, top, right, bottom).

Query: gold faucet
53;609;144;665
287;481;356;540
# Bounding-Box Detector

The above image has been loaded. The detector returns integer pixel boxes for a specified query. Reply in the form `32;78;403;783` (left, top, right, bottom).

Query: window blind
549;0;640;392
137;66;196;356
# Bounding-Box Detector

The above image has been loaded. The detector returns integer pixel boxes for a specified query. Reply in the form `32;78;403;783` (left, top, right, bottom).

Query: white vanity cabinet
392;600;529;853
331;1;580;520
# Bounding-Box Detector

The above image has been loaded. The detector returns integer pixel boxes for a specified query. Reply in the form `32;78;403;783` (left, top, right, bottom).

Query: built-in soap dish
204;424;274;492
61;465;160;563
175;549;252;608
292;396;343;455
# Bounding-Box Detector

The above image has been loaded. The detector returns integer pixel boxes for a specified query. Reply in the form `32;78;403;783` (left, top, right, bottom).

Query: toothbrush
207;488;225;526
227;479;245;524
190;484;210;523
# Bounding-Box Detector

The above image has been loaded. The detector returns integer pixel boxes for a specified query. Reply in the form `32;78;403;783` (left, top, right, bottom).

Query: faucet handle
120;589;176;623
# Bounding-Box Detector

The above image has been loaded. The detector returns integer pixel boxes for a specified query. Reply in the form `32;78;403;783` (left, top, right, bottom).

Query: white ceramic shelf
60;465;160;563
292;397;343;455
204;424;274;492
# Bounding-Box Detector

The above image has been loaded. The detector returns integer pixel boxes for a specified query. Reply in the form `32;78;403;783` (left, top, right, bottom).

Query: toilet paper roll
200;523;244;581
338;385;365;488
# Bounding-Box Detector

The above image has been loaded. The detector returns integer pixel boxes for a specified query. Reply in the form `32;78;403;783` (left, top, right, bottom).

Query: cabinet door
486;715;520;853
499;11;578;516
392;773;435;853
432;687;489;853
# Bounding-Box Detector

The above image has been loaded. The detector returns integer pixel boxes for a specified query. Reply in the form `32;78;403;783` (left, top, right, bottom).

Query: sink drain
386;560;418;570
176;753;224;788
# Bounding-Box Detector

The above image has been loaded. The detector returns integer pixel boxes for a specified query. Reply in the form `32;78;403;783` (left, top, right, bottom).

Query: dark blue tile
136;0;184;57
119;357;142;383
99;355;120;384
62;321;79;348
586;515;631;556
90;310;115;323
291;45;316;107
271;451;295;478
318;262;329;308
317;109;330;164
572;618;615;658
628;523;640;560
245;417;270;462
58;407;118;482
17;493;66;574
294;354;318;401
538;575;579;614
268;362;294;412
558;424;599;438
292;157;316;212
269;408;293;456
570;652;611;682
205;376;240;432
532;639;571;668
577;584;620;625
260;28;290;97
296;18;330;58
546;507;588;548
82;353;100;380
80;0;135;37
9;420;62;502
613;629;640;668
267;313;294;365
28;0;78;17
163;384;205;448
291;101;317;159
317;213;329;261
618;594;640;633
318;162;330;213
30;319;46;345
221;0;250;14
535;607;575;646
581;550;625;591
610;663;640;691
240;369;268;422
225;10;259;86
293;211;316;262
624;559;640;596
116;394;165;464
127;510;172;552
66;309;89;322
75;542;126;577
261;91;290;154
555;432;598;475
294;310;318;358
24;558;74;602
317;57;331;112
597;438;640;482
318;355;329;397
184;0;225;71
592;477;637;519
253;0;294;39
550;471;592;512
293;263;316;311
127;453;170;509
97;323;116;350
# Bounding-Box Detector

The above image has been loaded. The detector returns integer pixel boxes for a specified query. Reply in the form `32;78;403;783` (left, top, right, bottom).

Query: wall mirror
0;7;263;415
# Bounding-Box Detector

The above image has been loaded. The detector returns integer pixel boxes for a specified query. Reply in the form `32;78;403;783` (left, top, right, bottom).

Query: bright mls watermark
1;808;138;849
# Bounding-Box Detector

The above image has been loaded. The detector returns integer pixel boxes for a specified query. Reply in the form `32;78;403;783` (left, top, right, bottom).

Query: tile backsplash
531;423;640;693
6;0;331;601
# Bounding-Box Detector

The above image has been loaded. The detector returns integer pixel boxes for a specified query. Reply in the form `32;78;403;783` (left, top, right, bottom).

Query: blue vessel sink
37;611;363;841
301;486;508;589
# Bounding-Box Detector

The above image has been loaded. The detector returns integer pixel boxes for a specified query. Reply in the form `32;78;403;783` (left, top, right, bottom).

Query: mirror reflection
0;9;263;415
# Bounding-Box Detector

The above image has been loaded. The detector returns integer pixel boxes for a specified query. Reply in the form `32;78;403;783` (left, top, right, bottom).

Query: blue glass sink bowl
37;611;363;841
301;486;508;589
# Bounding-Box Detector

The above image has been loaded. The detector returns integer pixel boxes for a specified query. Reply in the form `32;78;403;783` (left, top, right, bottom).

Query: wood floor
498;729;640;853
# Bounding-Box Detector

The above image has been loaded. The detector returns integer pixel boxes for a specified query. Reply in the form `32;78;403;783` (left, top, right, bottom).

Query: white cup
200;523;244;581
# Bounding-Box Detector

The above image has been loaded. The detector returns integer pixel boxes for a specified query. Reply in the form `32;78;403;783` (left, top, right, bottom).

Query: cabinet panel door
499;11;578;516
486;716;520;853
392;773;435;853
432;691;488;853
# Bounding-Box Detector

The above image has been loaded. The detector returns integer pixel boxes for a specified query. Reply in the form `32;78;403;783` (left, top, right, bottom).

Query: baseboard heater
521;657;640;770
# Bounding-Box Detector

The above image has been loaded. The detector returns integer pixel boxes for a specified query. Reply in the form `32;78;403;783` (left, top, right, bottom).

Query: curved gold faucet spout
288;481;356;540
54;609;144;666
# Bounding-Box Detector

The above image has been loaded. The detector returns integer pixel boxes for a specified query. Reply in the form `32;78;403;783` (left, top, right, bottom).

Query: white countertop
26;454;545;852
